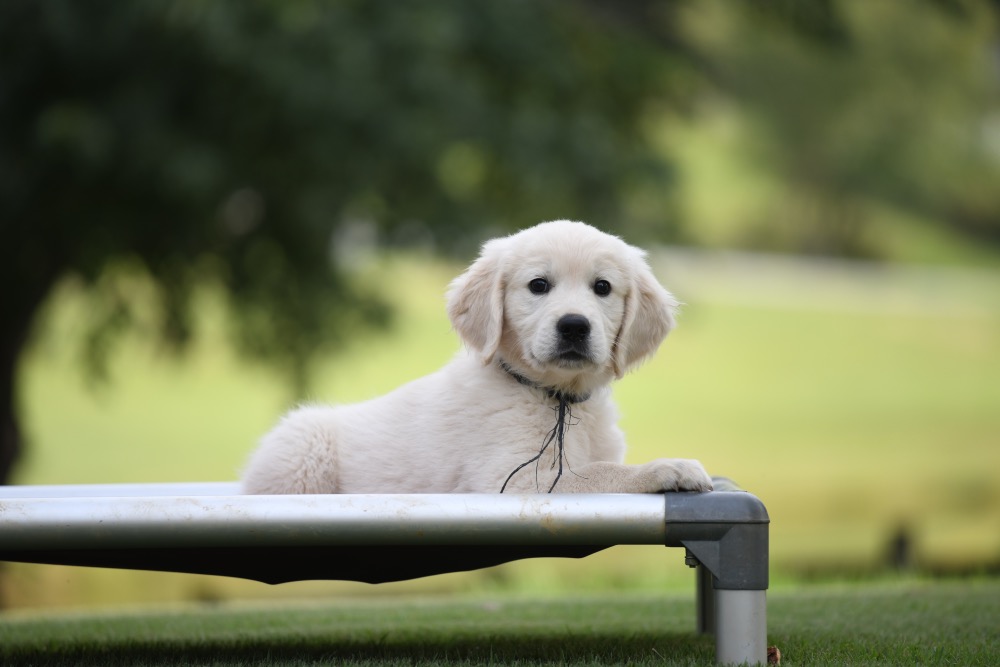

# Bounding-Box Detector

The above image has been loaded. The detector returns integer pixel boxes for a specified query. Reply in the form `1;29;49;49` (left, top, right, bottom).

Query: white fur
242;221;712;494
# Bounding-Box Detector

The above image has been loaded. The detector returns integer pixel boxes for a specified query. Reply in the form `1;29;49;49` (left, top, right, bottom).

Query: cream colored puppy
242;221;712;495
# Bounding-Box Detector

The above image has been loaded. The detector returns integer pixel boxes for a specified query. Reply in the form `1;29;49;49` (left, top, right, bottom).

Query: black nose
557;314;591;342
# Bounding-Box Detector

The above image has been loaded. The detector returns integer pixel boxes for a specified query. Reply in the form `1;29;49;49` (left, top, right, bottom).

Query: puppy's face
501;243;628;384
447;220;678;393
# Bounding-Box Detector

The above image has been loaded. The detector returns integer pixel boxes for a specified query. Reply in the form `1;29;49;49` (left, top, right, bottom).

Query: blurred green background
3;0;999;609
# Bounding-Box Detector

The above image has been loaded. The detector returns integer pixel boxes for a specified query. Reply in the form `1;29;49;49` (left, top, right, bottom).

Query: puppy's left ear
447;238;506;364
612;249;679;378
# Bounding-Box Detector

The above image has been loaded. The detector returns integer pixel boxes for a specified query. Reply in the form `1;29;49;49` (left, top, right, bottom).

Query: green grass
9;252;1000;608
1;579;998;666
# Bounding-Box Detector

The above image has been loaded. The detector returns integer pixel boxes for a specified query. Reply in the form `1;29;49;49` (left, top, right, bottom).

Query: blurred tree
0;0;685;484
683;0;1000;256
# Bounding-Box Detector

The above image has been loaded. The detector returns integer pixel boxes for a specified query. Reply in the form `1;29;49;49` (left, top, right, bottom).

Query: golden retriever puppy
242;220;712;494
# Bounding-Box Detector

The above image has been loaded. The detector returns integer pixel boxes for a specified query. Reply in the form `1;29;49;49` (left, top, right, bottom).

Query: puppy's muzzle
555;313;591;361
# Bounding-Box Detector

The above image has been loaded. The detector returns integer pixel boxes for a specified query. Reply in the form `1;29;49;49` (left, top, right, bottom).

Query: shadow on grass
3;631;716;667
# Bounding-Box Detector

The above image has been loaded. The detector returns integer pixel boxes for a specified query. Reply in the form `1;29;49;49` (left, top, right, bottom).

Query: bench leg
672;492;770;664
714;589;767;665
696;562;715;635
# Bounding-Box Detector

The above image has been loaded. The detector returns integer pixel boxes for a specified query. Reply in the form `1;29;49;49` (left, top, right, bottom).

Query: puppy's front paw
641;458;713;493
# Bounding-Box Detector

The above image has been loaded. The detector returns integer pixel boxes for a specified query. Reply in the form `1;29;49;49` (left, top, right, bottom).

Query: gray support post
715;590;767;666
666;492;769;666
692;558;715;635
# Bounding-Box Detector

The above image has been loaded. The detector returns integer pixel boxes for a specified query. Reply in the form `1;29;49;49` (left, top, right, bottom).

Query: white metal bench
0;481;769;665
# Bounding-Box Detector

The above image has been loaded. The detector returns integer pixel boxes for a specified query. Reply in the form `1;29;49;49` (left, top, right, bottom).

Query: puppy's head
447;220;678;393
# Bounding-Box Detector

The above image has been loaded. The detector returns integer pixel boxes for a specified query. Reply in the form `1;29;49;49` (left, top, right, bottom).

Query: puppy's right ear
446;238;505;364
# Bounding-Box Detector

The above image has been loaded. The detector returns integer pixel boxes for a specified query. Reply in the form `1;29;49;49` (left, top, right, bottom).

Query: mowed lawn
8;251;1000;608
1;579;998;666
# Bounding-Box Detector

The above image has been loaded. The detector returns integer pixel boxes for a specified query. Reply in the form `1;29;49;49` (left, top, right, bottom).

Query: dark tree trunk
0;316;31;486
0;267;55;486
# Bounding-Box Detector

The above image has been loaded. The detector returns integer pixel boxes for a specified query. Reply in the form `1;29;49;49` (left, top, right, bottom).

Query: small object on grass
768;645;781;665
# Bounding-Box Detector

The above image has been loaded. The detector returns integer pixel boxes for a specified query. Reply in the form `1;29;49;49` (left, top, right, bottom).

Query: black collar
498;360;591;404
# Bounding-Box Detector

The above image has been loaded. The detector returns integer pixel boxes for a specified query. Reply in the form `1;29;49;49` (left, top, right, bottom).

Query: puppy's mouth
554;345;592;366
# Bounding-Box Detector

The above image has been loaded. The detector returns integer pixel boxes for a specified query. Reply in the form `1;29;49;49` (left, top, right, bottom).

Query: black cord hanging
500;393;575;493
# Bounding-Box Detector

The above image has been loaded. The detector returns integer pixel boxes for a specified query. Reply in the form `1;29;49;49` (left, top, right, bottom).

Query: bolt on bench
0;480;769;665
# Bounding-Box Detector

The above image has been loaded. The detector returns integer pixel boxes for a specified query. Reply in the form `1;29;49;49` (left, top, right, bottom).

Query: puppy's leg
241;406;339;494
525;459;714;494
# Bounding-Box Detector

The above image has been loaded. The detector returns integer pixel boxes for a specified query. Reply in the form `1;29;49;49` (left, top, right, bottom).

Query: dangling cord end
546;395;570;492
501;394;573;494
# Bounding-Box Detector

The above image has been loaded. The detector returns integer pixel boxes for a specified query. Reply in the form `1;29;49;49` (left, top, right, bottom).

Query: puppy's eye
593;279;612;296
528;278;550;294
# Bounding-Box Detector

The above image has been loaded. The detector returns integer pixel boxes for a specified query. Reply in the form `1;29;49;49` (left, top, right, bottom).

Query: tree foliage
684;0;1000;255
